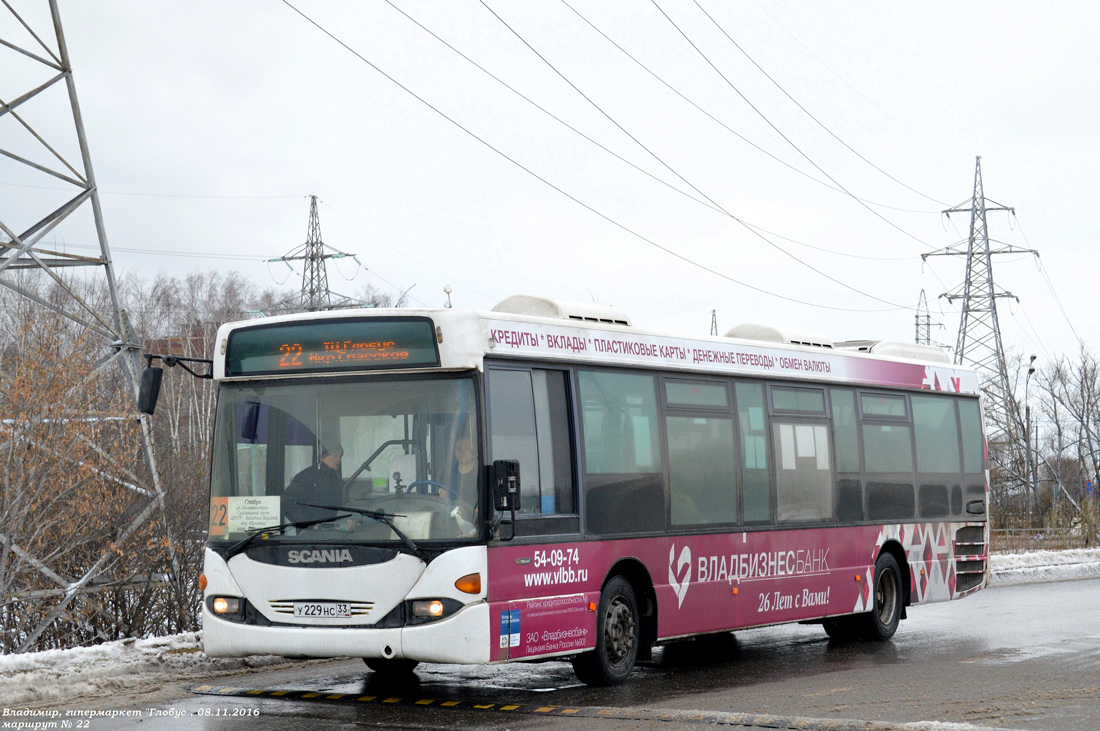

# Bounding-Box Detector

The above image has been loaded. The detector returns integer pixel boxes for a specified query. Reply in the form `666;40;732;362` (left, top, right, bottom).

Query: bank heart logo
668;544;692;608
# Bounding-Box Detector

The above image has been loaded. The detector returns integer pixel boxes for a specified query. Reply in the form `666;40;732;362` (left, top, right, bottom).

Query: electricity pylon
923;157;1036;434
269;195;359;312
923;157;1038;507
914;289;946;349
915;290;932;345
1;0;175;650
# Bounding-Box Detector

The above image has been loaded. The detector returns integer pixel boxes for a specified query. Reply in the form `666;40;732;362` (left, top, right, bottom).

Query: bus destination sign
226;316;440;376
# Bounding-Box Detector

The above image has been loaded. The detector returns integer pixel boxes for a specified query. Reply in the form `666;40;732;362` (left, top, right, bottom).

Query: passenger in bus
450;430;480;536
283;444;360;530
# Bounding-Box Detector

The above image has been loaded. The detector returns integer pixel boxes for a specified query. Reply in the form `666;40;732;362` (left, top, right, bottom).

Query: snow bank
1;549;1097;709
0;632;295;707
989;547;1100;586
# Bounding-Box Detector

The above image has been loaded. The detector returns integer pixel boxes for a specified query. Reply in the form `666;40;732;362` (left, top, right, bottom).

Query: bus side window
770;386;832;523
488;369;540;514
735;382;771;523
830;389;863;522
860;392;916;520
578;370;665;535
664;379;737;527
958;399;986;508
487;368;575;516
912;394;962;518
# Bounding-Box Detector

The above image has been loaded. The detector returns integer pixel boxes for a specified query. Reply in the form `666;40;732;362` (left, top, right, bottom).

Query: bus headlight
211;596;241;614
406;598;463;624
411;599;445;618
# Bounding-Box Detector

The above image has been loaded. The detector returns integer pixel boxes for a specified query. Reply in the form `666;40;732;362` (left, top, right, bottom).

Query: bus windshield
209;375;480;544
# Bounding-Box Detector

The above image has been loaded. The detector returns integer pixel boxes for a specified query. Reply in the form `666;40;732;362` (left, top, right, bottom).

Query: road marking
189;685;1017;730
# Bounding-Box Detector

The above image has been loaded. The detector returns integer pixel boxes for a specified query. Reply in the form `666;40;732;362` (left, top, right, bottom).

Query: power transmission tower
268;195;359;312
1;1;175;650
914;289;946;349
923;157;1038;510
710;309;718;336
915;290;932;345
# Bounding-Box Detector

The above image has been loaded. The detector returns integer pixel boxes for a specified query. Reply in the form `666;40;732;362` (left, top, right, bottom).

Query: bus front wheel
572;576;639;686
862;553;902;641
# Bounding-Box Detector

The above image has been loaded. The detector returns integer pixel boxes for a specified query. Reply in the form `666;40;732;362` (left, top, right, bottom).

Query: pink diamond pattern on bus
871;522;968;605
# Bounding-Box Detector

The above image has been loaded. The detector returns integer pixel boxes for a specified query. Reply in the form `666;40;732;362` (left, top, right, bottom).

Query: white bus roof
212;297;978;396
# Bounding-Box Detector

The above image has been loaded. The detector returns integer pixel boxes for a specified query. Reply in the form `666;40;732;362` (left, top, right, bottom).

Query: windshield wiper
296;501;428;562
222;514;354;561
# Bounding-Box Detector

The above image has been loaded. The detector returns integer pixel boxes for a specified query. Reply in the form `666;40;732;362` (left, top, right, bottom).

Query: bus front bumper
201;602;491;665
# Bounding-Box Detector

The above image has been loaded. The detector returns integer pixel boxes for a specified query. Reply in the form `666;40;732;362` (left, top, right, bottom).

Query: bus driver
283;444;360;531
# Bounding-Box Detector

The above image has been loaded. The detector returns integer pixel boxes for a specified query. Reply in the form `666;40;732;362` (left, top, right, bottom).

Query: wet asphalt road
54;578;1100;730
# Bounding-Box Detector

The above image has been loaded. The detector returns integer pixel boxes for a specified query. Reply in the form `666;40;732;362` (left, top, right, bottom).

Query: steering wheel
407;480;459;499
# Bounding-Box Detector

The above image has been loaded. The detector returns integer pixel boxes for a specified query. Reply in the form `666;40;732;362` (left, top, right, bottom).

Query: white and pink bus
191;295;988;685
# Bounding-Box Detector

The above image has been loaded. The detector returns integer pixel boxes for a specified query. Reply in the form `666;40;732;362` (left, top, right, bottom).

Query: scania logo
668;543;691;609
287;548;354;565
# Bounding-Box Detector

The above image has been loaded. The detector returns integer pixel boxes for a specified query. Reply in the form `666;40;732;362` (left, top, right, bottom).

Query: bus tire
364;657;419;674
571;576;639;686
862;553;902;641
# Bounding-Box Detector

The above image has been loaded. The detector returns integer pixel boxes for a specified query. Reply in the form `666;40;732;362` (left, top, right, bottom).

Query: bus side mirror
138;366;163;415
489;460;520;512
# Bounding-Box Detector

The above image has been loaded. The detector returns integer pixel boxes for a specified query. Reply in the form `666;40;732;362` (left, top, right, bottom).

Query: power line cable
319;200;498;306
476;0;910;309
384;0;722;215
1010;301;1054;363
650;0;938;251
1011;214;1082;344
752;1;905;128
696;0;946;206
34;238;428;307
394;0;921;276
280;0;907;313
0;181;302;200
23;240;279;262
477;1;729;216
560;0;936;215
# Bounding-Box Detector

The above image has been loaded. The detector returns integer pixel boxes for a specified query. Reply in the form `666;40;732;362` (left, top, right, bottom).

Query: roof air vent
835;340;950;363
492;295;631;326
725;323;833;349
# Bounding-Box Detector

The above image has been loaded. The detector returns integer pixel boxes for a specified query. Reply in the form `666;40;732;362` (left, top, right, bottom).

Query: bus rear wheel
572;576;639;686
861;553;902;641
364;657;419;674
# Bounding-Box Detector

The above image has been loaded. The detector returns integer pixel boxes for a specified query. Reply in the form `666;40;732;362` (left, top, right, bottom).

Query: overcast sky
3;1;1095;368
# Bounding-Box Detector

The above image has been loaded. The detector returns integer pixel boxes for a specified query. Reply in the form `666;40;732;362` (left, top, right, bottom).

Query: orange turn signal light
198;573;207;591
454;573;481;594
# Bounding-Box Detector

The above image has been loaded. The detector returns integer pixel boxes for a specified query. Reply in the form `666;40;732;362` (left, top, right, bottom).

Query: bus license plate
294;602;351;618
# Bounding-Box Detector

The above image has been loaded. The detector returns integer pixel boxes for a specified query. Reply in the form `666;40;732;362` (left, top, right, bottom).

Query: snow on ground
0;632;300;708
989;547;1100;586
1;550;1098;710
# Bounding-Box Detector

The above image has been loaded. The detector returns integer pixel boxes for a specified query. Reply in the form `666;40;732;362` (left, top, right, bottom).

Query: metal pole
1025;355;1038;525
1025;402;1032;523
